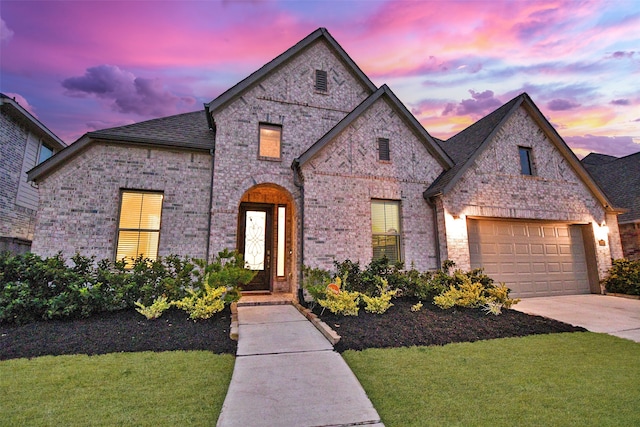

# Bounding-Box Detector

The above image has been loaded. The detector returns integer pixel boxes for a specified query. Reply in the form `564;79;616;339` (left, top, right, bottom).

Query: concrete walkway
512;294;640;342
216;304;383;427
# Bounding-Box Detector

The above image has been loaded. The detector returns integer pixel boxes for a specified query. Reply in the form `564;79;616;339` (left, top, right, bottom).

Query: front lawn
344;332;640;426
0;351;234;426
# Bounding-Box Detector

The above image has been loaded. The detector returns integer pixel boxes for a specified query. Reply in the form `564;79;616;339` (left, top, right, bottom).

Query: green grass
0;351;234;426
344;332;640;427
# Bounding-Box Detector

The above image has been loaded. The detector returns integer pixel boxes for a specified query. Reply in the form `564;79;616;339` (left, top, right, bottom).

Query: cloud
609;51;635;59
0;17;13;42
442;90;502;117
565;135;639;157
62;65;196;117
610;99;630;106
547;99;581;111
3;92;37;116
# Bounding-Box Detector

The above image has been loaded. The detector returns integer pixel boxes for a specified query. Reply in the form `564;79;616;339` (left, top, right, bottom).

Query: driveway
512;294;640;343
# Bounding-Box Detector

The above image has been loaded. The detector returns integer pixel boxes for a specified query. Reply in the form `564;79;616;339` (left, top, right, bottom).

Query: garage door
468;219;590;298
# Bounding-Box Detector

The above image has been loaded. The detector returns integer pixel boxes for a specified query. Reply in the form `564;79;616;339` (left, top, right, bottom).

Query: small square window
315;69;327;92
378;138;390;161
259;124;282;160
519;146;534;175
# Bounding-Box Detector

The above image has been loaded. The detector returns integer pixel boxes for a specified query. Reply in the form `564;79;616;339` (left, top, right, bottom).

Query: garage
467;219;593;298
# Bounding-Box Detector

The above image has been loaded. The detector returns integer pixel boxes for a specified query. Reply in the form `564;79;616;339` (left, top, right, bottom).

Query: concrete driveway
512;294;640;343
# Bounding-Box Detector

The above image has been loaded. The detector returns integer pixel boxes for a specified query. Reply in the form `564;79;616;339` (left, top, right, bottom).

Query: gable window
315;69;327;92
38;142;54;164
371;200;402;263
518;146;535;175
116;191;163;266
259;123;282;160
378;138;390;161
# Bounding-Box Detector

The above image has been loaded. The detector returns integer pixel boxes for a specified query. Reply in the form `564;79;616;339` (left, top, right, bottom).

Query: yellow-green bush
172;284;226;320
361;282;397;314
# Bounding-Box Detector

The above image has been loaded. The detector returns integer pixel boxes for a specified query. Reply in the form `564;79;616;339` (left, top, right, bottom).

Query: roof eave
1;95;66;149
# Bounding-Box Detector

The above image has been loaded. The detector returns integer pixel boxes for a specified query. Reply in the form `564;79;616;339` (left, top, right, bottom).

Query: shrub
172;284;227;321
361;280;397;314
433;277;519;313
602;259;640;296
135;296;171;319
301;265;331;309
317;276;361;316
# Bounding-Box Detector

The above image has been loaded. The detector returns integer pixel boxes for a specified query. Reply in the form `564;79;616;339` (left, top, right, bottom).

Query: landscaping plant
602;258;640;296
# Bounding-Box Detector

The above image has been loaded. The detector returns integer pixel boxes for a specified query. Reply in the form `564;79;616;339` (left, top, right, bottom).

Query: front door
238;203;272;291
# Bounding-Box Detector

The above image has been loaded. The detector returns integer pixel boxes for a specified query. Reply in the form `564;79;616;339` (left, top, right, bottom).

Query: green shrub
301;265;331;309
602;259;640;296
433;275;519;313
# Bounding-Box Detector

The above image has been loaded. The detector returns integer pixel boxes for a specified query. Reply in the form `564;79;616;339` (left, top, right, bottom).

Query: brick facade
32;144;211;260
619;222;640;261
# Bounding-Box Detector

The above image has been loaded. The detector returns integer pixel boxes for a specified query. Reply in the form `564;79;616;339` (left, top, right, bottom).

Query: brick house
582;152;640;261
28;28;623;298
1;93;66;254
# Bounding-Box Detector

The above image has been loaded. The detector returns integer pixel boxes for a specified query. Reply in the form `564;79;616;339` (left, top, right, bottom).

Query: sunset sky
1;0;638;158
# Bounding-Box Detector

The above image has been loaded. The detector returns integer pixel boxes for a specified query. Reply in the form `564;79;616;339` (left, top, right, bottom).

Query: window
518;146;534;175
259;123;282;159
371;200;402;263
38;143;54;164
277;206;286;277
378;138;390;161
315;69;327;92
116;191;163;266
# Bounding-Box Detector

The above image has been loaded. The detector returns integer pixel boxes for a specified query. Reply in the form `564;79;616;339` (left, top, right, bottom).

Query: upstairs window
378;138;390;161
519;146;535;175
371;200;402;263
116;191;163;266
259;123;282;160
38;143;54;164
315;69;327;92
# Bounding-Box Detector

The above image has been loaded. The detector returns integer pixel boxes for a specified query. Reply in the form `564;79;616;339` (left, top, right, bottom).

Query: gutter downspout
426;194;442;270
292;160;305;303
205;119;216;263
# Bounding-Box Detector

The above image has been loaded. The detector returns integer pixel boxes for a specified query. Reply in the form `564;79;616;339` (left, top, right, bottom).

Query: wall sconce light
598;239;606;246
452;214;465;220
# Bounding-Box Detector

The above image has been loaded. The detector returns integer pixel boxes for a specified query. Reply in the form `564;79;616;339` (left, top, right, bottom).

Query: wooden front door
238;203;273;291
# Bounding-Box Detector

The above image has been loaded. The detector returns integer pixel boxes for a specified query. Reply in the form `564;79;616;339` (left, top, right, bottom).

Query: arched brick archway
237;184;296;294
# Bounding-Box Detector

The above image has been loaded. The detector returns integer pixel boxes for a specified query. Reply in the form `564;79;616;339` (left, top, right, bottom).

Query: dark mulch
0;307;236;361
1;299;587;361
315;298;587;353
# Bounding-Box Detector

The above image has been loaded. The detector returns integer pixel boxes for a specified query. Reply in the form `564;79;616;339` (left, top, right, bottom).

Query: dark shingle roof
88;110;213;150
582;152;640;223
581;152;618;166
424;94;523;197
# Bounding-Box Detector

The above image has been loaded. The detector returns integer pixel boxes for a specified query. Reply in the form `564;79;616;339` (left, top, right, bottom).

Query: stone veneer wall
208;39;372;266
32;143;211;261
619;222;640;261
0;110;36;242
441;106;622;279
301;98;445;272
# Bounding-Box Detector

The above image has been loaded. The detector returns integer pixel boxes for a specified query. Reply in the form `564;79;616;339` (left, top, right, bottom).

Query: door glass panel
277;206;286;277
244;210;266;270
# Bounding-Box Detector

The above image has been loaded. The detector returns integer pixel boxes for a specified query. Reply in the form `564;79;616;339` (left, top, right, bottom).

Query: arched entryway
237;184;295;294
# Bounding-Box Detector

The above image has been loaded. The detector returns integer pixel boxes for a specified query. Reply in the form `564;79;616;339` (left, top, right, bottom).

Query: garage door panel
468;219;590;298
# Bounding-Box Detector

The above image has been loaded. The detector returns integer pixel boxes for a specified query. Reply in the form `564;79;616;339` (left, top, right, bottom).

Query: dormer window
519;146;535;175
315;69;327;92
378;138;390;161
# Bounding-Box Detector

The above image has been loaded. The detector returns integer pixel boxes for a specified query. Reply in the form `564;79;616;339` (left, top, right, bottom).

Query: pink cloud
547;99;581;111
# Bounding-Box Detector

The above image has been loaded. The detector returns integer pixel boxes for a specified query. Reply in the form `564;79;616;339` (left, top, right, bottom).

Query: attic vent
378;138;390;161
315;69;327;92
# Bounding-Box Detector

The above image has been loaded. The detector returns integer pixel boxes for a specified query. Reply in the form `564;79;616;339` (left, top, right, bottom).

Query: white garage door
468;219;590;298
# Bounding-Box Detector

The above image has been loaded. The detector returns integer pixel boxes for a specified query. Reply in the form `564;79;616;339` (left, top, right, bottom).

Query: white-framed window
259;123;282;160
371;200;402;263
115;191;163;266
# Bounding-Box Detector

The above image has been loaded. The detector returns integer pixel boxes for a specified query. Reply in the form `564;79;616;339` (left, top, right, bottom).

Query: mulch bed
0;307;236;361
1;298;586;361
314;298;587;353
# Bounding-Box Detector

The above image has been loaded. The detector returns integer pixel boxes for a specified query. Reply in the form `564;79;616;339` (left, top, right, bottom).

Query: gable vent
378;138;390;161
315;69;327;92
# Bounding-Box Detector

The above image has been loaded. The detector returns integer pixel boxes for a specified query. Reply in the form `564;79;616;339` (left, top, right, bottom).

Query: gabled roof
292;84;454;170
582;151;640;223
424;93;617;212
28;111;213;182
204;28;378;129
1;93;66;150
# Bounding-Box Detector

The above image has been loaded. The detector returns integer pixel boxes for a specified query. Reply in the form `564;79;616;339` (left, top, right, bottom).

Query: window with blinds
371;200;401;263
116;191;163;266
259;123;282;159
378;138;390;161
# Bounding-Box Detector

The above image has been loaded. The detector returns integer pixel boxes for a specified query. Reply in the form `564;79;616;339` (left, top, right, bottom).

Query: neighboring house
0;93;66;254
582;152;640;261
27;28;623;298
